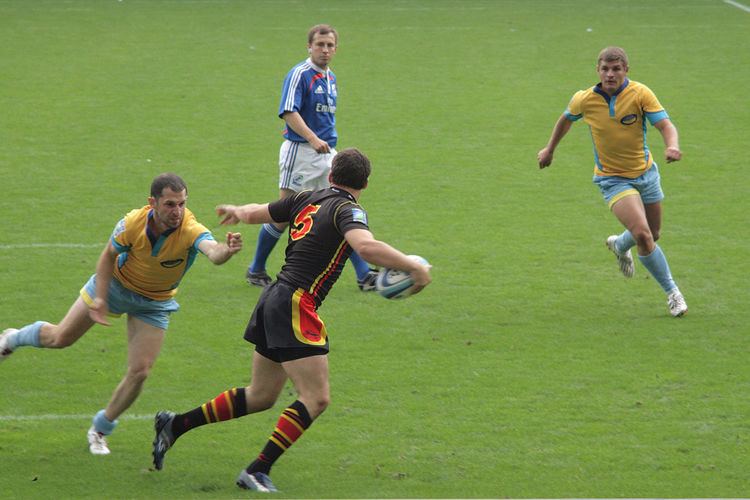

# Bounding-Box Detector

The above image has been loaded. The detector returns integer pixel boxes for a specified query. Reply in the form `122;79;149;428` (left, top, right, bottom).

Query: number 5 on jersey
290;204;320;241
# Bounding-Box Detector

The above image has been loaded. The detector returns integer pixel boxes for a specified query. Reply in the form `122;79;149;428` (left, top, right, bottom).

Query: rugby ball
375;255;429;300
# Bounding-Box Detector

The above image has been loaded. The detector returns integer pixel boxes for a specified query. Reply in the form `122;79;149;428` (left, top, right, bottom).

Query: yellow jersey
565;79;669;179
110;206;213;300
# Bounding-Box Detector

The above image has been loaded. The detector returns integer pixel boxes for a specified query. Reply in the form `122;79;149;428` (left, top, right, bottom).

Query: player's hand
409;264;432;295
216;205;240;225
309;137;331;154
225;232;243;254
537;147;554;168
89;298;111;326
665;147;682;163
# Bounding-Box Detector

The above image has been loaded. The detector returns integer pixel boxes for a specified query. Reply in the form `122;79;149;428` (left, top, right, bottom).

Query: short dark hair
330;148;370;190
308;24;338;45
151;173;187;198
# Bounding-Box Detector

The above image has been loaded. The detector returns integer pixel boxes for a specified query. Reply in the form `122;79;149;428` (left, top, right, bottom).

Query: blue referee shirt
278;58;338;148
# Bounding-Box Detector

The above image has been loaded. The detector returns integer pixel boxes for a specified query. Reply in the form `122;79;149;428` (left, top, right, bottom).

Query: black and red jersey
268;187;369;307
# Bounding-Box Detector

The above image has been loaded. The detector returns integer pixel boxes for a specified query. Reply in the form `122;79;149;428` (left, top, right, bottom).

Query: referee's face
308;33;337;69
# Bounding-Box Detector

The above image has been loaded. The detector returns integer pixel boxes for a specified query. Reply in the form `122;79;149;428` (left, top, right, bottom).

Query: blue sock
349;251;372;281
638;245;677;293
92;409;118;436
615;230;636;254
249;224;283;273
8;321;44;349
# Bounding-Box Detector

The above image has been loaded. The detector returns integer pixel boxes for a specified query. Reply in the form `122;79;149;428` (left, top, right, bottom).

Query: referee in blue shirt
246;24;377;291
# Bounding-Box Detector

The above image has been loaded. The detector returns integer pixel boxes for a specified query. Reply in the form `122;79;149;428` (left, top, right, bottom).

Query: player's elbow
351;240;379;263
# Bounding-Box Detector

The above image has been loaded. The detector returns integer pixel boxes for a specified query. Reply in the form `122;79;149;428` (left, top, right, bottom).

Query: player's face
308;32;337;69
597;60;628;95
150;188;187;230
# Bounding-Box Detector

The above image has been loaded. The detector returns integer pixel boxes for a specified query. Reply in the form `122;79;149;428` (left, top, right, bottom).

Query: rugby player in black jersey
152;148;431;493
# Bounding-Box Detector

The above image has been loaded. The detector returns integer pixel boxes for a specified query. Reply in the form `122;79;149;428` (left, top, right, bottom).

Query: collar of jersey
306;57;330;74
146;210;178;254
330;186;355;202
593;78;630;103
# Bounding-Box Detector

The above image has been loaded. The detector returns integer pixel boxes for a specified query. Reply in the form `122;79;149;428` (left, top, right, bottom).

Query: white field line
725;0;750;12
0;414;152;421
0;243;101;250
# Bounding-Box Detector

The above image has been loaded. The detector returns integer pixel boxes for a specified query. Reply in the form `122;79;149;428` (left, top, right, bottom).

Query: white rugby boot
667;290;688;317
606;235;635;278
0;328;18;362
87;426;111;455
236;470;278;493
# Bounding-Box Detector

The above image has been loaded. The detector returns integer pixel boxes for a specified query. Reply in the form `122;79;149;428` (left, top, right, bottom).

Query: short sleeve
639;84;669;125
335;202;369;235
268;193;304;223
564;90;585;121
279;69;304;117
192;232;215;253
182;212;214;252
110;217;129;253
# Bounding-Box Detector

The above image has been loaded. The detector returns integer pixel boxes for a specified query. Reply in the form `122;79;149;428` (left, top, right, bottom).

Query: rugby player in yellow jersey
0;173;243;455
538;46;687;317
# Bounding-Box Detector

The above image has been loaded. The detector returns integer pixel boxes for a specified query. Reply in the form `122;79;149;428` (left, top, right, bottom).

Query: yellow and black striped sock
247;400;312;475
172;387;247;440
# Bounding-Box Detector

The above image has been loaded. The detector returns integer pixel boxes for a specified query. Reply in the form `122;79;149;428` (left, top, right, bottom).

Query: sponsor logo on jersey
351;208;367;225
314;86;325;94
620;114;637;125
160;259;184;268
315;103;336;113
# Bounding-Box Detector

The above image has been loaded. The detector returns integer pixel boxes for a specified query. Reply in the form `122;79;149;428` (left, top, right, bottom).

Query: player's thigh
282;354;330;402
247;351;288;402
53;296;97;345
611;193;649;232
644;202;662;238
126;316;166;372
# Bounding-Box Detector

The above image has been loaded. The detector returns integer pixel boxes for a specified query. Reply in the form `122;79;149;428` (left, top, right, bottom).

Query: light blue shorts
593;163;664;209
80;275;179;330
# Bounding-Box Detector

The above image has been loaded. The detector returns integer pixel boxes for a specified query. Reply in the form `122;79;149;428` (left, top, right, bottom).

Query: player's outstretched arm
216;203;273;225
344;228;431;293
654;118;682;163
199;233;243;265
538;114;573;168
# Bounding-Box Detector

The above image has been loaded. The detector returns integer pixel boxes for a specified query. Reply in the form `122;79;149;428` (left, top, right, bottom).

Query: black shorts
245;280;329;362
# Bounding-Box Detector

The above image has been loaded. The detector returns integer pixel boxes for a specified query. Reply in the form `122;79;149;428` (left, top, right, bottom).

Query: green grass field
1;0;748;498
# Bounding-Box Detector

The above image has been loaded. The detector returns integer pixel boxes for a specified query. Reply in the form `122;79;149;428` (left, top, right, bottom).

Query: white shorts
279;140;337;191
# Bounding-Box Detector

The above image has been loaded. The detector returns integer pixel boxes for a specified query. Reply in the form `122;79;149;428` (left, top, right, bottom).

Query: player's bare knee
632;227;654;247
245;385;279;411
319;395;330;412
126;365;152;385
307;395;330;418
